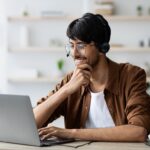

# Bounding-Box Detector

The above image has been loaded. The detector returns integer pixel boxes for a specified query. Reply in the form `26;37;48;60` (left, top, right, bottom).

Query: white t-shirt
85;91;115;128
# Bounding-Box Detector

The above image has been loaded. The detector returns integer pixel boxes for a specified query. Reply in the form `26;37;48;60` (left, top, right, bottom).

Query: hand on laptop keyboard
38;125;73;140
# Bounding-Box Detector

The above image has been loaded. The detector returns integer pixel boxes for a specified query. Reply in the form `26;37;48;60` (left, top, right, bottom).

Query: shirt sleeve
36;72;72;125
125;67;150;133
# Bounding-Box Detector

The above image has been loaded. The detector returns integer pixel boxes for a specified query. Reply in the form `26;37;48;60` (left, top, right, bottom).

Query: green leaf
57;59;64;70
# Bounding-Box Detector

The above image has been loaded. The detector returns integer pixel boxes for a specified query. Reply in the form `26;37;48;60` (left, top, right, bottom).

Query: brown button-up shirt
37;58;150;133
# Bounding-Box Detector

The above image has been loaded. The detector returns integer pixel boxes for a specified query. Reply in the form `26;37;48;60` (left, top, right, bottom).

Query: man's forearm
33;84;70;128
68;125;147;142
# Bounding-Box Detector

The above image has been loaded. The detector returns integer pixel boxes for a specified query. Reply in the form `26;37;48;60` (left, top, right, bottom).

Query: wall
0;0;7;93
2;0;82;106
0;0;150;109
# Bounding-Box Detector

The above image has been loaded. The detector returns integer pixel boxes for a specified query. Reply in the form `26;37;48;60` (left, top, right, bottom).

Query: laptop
0;94;74;146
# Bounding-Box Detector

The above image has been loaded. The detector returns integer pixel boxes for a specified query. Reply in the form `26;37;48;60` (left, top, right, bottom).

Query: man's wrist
66;129;78;139
62;83;72;95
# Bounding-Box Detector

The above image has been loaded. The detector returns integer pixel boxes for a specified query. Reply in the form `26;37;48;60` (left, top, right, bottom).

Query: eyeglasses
65;42;94;57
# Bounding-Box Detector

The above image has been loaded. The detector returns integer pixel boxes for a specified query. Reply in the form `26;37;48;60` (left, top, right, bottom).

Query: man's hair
66;13;111;53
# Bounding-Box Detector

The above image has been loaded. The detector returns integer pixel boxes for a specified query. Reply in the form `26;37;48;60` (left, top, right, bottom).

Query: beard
89;55;100;68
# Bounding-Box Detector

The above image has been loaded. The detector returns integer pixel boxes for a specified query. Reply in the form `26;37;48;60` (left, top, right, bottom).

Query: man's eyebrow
69;41;73;44
69;41;85;44
77;42;85;44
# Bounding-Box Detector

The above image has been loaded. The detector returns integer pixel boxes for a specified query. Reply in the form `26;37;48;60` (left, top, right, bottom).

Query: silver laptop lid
0;94;41;146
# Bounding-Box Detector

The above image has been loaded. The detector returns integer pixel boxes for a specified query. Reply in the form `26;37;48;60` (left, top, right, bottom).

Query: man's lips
74;58;87;65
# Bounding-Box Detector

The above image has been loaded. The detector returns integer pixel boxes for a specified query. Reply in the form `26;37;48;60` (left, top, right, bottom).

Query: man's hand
65;64;92;95
38;125;72;140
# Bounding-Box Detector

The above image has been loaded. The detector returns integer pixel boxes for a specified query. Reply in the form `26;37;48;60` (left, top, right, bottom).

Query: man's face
68;39;100;68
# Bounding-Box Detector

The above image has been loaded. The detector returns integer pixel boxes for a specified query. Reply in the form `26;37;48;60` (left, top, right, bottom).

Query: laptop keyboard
40;137;75;146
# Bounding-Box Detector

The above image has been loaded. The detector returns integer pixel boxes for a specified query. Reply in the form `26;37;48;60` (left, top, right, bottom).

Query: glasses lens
76;44;85;51
65;43;87;56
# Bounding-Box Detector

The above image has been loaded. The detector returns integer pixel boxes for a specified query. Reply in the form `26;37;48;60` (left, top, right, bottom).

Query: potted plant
136;5;143;16
56;59;64;78
22;6;29;16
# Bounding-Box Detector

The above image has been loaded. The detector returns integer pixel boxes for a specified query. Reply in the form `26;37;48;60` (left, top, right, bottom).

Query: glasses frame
65;42;95;57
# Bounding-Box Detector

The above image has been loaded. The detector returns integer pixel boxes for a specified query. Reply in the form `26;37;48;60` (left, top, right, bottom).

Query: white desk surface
0;141;149;150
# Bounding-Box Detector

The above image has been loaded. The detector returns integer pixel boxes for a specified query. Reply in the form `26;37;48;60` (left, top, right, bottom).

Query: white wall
2;0;82;106
0;0;150;108
0;0;7;93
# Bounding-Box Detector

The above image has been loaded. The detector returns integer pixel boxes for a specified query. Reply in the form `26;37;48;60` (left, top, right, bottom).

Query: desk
0;141;149;150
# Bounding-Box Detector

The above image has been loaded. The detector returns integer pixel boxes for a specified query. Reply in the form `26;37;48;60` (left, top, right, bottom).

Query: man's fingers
40;130;57;140
41;133;52;140
39;129;49;136
39;127;51;136
77;64;92;72
38;126;49;132
39;126;59;136
79;73;91;81
38;127;45;132
77;69;91;77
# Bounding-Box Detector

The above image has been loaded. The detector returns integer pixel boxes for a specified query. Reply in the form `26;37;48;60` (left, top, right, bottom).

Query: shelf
7;15;150;22
7;15;75;22
110;47;150;52
105;15;150;21
7;76;150;83
7;77;61;83
8;47;65;52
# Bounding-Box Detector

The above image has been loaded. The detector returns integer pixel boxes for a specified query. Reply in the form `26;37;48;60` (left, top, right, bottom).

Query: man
33;13;150;142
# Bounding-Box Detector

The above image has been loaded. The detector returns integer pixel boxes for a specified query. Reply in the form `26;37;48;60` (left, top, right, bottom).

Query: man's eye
69;44;74;48
77;44;84;49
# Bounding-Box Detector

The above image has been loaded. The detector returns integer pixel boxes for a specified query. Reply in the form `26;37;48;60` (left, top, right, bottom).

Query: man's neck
90;55;108;92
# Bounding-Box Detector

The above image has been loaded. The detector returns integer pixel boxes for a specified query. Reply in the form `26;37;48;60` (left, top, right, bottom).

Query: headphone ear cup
100;43;110;53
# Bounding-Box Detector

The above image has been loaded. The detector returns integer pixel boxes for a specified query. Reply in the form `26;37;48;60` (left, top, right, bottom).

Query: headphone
98;42;110;54
95;14;110;54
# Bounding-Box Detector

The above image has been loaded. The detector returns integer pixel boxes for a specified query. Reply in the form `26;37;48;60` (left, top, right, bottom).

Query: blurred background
0;0;150;108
